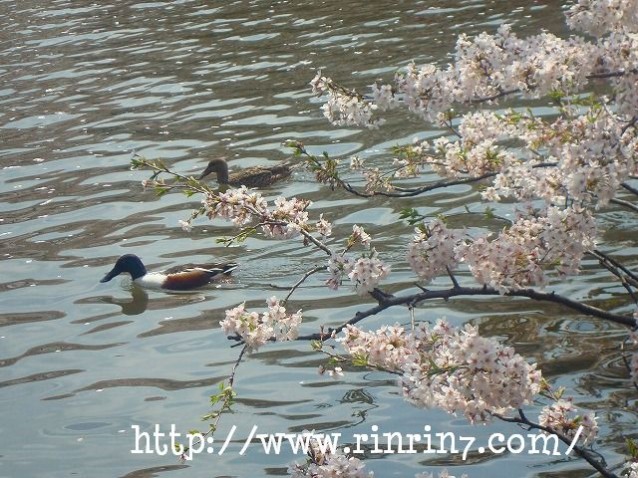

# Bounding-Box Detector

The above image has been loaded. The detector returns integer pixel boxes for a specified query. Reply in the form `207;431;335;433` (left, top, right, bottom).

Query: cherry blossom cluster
340;319;542;424
555;111;638;205
310;71;386;128
288;433;467;478
407;219;464;283
308;0;638;208
429;112;529;179
199;186;332;241
202;185;268;227
403;107;638;209
456;25;596;97
288;449;373;478
486;108;638;206
220;297;302;352
406;207;596;293
538;398;599;445
347;254;391;295
459;206;597;292
325;225;390;295
339;323;411;371
313;12;637;127
351;24;600;125
315;213;332;238
403;320;542;423
349;225;371;247
625;462;638;478
262;196;311;239
326;250;390;295
566;0;638;36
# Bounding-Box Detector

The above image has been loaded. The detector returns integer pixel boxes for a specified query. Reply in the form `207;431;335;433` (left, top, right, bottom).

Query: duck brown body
198;158;291;188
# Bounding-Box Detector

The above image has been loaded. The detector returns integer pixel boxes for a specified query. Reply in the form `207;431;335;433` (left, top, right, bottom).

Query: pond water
1;1;635;477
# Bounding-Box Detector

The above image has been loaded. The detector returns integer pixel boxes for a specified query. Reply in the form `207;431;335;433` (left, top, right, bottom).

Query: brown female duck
198;158;291;188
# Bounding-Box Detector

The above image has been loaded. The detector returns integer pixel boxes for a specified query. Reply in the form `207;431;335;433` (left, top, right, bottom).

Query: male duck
198;158;291;188
100;254;238;291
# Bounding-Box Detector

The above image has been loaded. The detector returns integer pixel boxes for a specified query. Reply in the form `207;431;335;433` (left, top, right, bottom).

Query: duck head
100;254;147;282
198;158;229;182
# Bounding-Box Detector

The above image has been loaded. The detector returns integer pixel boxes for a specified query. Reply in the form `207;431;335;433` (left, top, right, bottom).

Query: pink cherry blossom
538;398;599;445
221;297;302;351
340;319;542;424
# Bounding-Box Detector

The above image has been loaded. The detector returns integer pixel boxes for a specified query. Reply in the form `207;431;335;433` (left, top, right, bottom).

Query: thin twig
284;265;327;303
181;344;248;457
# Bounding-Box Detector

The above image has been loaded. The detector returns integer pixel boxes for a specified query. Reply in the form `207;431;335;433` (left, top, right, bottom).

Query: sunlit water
1;1;634;477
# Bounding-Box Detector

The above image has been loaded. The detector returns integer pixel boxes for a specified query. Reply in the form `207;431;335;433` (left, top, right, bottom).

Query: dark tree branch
298;285;634;340
621;182;638;197
589;249;638;306
344;172;497;198
610;197;638;213
492;410;618;478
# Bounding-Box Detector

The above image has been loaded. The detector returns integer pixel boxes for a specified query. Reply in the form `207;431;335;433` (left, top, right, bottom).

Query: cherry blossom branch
133;152;636;332
179;344;247;458
621;182;638;197
216;226;259;246
467;66;637;106
298;228;333;256
470;88;520;104
587;68;638;80
590;249;638;304
132;155;208;187
494;409;618;478
289;140;568;199
284;265;327;303
621;115;638;136
297;284;634;341
610;197;638;214
289;140;497;197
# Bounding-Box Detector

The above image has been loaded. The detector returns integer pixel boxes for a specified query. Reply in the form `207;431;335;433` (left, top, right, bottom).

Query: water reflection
78;281;227;317
93;286;150;316
0;341;122;368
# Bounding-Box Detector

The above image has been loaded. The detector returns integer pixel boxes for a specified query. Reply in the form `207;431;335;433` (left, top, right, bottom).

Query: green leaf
351;353;369;367
627;438;638;459
399;207;425;226
155;186;170;197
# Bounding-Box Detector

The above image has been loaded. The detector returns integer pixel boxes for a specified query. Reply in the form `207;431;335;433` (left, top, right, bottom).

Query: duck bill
100;267;118;283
